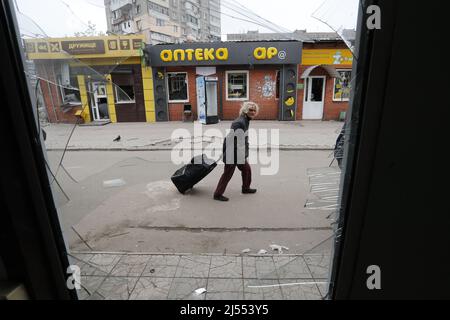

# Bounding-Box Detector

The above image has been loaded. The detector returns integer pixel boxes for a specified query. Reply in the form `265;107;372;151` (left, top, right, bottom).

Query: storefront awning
300;65;342;79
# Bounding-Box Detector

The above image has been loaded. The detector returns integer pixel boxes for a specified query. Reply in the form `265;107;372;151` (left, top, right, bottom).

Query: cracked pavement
69;252;331;300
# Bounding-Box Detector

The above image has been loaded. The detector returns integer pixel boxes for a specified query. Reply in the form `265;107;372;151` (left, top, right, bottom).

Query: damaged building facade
24;35;156;124
144;39;352;122
25;35;353;123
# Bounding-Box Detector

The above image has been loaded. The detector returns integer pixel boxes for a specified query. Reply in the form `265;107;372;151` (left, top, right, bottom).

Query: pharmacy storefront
144;41;302;122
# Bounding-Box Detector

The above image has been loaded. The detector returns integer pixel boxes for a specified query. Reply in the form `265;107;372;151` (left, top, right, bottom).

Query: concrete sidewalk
69;251;330;300
43;121;343;151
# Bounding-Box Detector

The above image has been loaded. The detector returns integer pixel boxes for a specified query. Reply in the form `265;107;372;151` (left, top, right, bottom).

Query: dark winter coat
222;114;250;165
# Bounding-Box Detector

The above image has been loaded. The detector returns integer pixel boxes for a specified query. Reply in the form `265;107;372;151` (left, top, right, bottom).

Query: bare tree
74;21;105;37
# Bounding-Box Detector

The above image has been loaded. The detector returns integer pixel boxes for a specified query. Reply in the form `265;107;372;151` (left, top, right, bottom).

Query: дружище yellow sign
24;35;144;60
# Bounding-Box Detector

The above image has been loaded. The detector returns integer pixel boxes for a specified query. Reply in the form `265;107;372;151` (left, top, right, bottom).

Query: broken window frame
114;84;135;104
56;74;82;105
167;72;189;103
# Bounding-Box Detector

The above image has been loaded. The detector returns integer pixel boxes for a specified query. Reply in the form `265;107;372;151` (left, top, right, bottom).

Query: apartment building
104;0;221;45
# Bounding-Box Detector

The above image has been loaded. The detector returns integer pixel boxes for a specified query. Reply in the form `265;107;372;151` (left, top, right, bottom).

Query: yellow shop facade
25;35;156;123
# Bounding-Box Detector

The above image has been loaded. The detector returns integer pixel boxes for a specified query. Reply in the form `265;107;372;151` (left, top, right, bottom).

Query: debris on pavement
269;244;289;254
194;288;207;295
113;135;121;142
102;178;126;188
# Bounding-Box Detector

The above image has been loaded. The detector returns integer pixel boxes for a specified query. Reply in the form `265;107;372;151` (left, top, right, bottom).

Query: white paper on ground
269;244;289;254
102;179;126;188
194;288;207;295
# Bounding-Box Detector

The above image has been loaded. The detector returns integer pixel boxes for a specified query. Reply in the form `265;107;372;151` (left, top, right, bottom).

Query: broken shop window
10;0;361;301
15;0;137;208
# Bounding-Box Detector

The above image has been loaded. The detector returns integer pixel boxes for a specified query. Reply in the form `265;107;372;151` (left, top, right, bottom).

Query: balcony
112;14;130;25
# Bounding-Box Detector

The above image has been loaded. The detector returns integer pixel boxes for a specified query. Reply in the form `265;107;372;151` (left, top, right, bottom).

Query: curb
46;146;335;152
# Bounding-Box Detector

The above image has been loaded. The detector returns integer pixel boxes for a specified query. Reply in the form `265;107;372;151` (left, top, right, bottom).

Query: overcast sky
15;0;358;38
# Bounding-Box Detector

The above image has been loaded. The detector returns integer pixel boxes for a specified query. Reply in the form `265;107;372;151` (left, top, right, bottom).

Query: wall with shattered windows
23;35;154;124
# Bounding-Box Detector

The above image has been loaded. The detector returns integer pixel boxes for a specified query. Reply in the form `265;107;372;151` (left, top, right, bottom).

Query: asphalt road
47;150;338;254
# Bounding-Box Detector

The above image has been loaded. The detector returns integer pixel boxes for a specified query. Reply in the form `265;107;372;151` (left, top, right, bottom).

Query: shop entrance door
303;76;326;120
91;82;109;121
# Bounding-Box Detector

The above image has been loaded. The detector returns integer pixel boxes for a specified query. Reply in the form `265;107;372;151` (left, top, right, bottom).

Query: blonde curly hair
239;101;259;116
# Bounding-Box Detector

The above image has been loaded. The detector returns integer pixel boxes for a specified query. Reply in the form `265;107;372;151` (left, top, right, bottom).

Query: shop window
115;85;135;103
148;1;169;16
57;74;81;105
113;10;120;19
333;70;352;101
226;71;249;101
167;72;188;102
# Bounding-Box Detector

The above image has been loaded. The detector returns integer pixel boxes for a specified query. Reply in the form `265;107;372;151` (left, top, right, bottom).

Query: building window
186;14;198;25
115;85;135;103
148;1;169;16
333;70;352;101
210;25;220;33
151;31;172;43
174;25;178;33
58;74;81;104
136;4;141;14
156;19;165;26
136;20;142;30
167;72;188;102
226;71;249;101
113;10;121;19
